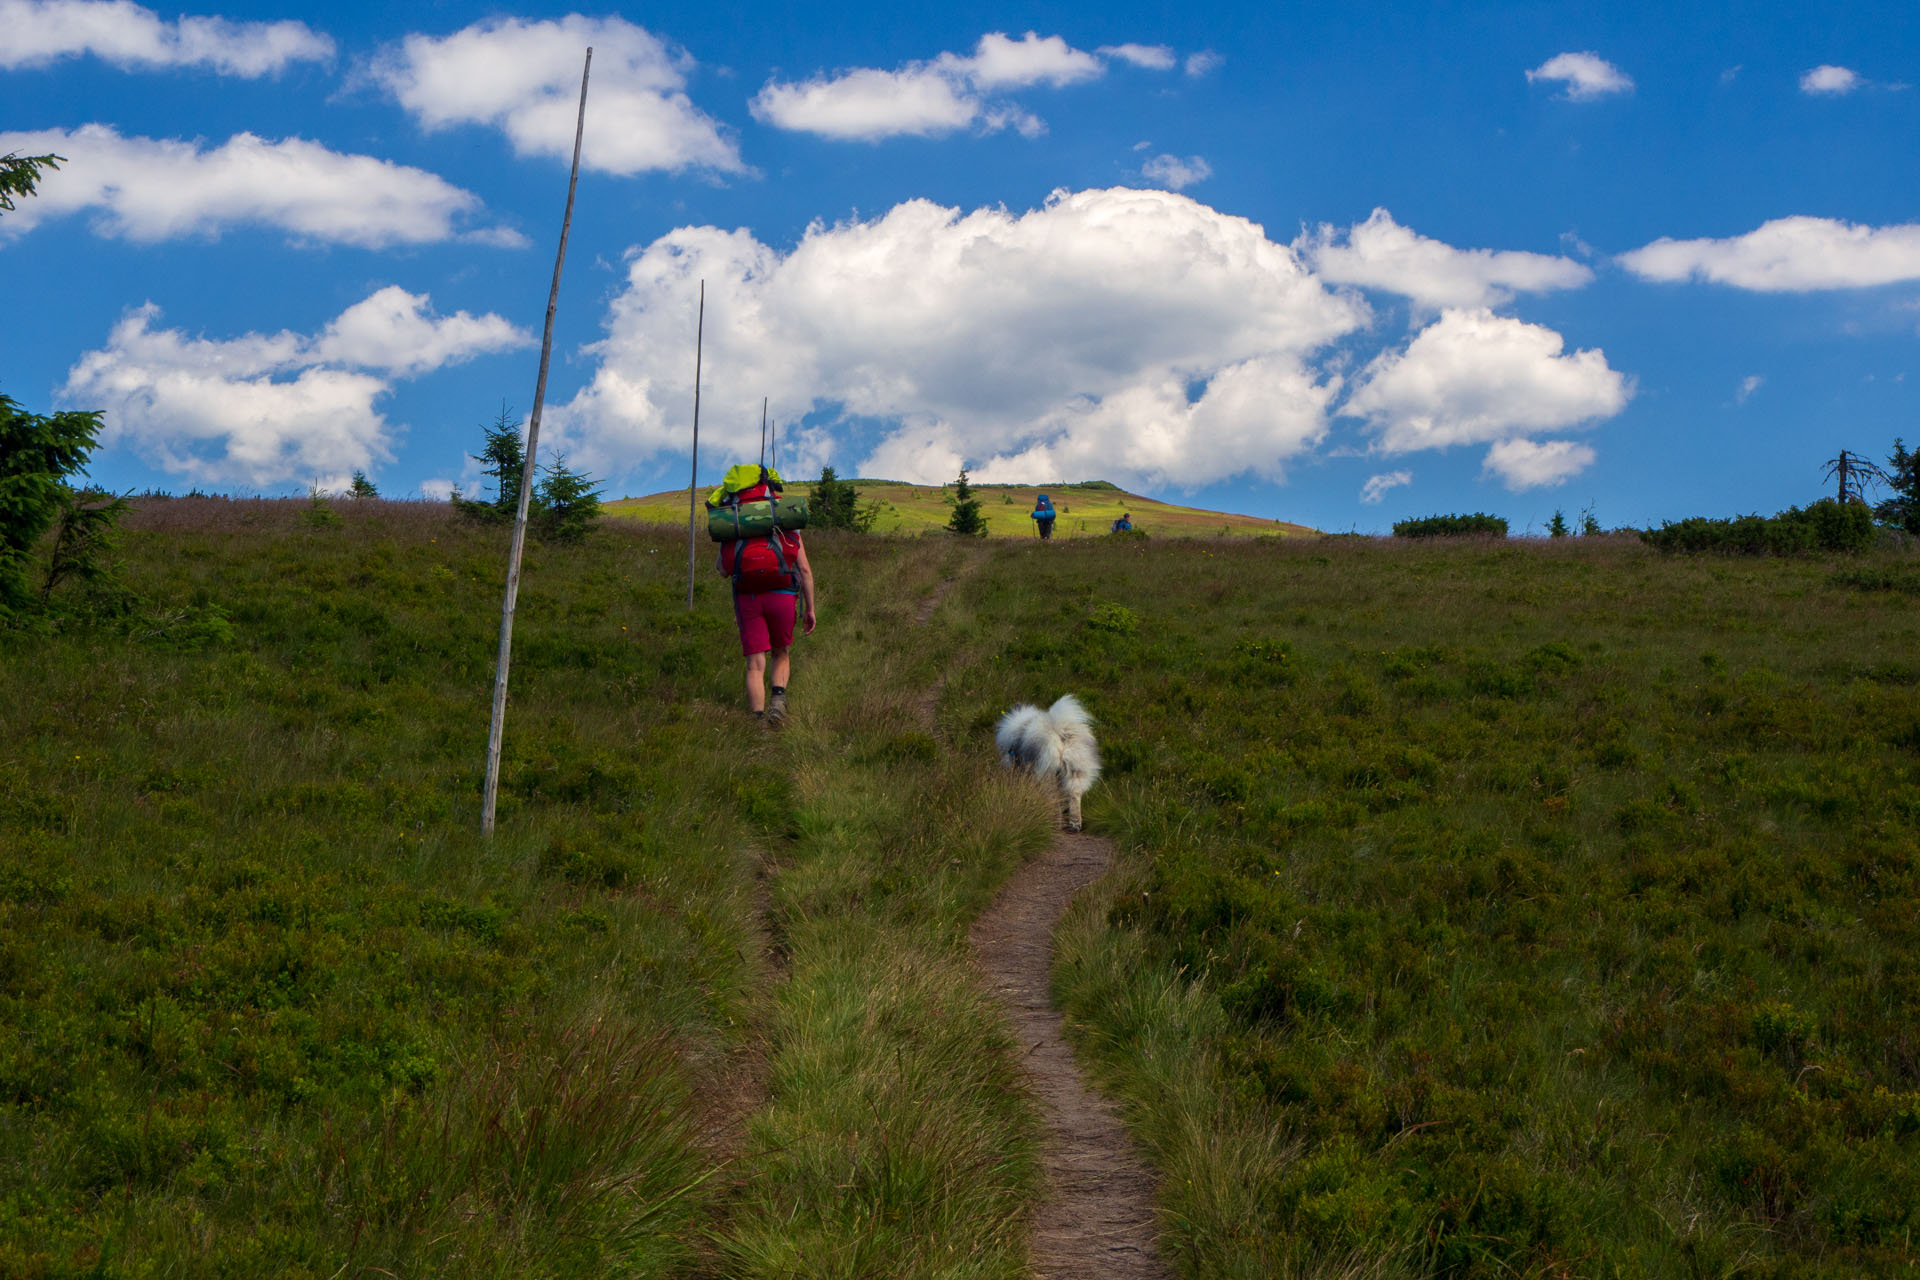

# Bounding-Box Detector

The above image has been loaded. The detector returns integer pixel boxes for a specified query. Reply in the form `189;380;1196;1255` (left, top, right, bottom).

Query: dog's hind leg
1063;785;1083;833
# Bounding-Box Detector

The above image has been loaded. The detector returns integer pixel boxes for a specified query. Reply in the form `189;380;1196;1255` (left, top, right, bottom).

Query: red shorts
734;590;797;656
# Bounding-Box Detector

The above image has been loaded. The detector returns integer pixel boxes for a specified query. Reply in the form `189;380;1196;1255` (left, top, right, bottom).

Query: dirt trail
971;833;1170;1278
914;552;1169;1277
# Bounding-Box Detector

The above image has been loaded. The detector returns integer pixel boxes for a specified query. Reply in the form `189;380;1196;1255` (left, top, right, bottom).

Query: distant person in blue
1110;512;1132;533
1031;493;1056;540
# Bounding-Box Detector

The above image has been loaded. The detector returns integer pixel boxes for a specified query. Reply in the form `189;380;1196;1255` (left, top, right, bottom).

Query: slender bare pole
686;280;705;610
482;46;591;836
759;397;768;468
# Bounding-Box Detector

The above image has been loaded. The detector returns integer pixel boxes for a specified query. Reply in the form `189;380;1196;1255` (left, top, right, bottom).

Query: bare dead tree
1823;449;1889;504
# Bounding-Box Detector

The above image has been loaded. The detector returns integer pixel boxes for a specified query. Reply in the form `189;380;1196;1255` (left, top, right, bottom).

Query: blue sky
4;0;1918;532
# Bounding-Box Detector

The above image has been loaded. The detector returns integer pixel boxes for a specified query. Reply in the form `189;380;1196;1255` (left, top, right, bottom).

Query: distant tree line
1640;438;1917;555
1395;438;1919;554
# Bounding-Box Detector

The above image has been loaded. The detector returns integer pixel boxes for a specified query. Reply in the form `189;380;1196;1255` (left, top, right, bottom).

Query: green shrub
1642;498;1877;555
1392;512;1508;538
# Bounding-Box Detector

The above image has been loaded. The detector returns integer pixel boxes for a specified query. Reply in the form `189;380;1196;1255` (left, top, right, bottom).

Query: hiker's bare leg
770;648;790;691
744;651;768;712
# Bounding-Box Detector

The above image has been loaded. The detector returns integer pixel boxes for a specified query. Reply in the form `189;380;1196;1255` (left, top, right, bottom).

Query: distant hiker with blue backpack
707;464;816;725
1031;492;1056;540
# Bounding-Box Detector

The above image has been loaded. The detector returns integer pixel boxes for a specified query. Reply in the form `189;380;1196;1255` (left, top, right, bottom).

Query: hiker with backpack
707;464;816;725
1031;493;1056;540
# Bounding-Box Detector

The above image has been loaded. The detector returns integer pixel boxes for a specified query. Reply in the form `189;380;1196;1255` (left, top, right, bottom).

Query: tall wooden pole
686;280;704;611
482;46;591;836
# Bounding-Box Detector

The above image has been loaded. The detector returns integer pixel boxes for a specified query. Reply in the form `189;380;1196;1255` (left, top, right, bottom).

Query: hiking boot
767;690;788;725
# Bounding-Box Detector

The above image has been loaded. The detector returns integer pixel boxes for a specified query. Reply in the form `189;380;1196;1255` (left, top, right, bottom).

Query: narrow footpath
914;552;1170;1278
970;834;1170;1279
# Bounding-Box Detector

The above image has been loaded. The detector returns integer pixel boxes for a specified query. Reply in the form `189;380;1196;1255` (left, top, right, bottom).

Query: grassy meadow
4;500;1918;1277
606;478;1315;539
938;535;1920;1278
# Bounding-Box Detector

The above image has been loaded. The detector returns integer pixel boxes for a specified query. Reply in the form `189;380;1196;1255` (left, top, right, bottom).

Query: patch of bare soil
972;830;1169;1277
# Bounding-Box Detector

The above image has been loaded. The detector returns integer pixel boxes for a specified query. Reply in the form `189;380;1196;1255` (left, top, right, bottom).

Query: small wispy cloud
1100;42;1175;71
1800;64;1861;95
1735;374;1764;403
1184;50;1222;77
1526;51;1633;101
1140;153;1211;190
1361;471;1412;504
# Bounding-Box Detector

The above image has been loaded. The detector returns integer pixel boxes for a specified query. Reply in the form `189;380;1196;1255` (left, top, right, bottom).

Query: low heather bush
1392;512;1508;538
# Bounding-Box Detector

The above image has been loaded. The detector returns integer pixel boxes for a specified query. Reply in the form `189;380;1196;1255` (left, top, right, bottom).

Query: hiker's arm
795;538;817;634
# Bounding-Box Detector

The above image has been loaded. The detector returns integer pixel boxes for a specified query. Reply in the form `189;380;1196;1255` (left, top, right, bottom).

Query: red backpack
721;527;801;593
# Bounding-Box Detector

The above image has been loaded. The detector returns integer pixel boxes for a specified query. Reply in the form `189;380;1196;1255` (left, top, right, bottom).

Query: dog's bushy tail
1046;694;1100;796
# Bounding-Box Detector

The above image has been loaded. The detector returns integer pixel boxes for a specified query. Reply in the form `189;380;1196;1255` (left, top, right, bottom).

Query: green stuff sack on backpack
706;463;810;541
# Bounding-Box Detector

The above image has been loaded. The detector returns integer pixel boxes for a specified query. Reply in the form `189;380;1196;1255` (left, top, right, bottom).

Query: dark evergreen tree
533;455;602;544
811;465;867;531
1547;509;1570;538
946;468;987;537
39;486;130;607
452;404;526;522
1;394;115;612
347;469;379;499
1875;438;1919;535
0;152;61;215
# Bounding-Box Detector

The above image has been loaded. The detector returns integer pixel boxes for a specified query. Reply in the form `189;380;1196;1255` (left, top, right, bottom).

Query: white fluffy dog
995;694;1101;832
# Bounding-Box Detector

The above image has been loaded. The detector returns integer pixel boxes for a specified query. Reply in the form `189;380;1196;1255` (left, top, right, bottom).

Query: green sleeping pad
708;496;809;541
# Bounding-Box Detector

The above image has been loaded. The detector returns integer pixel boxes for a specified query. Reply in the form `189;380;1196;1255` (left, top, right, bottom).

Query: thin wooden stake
686;279;704;611
758;397;768;469
482;45;591;837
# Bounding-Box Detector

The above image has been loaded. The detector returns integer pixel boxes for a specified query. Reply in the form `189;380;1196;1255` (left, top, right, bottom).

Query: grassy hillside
606;478;1315;539
0;500;1045;1278
5;504;1918;1277
938;536;1920;1277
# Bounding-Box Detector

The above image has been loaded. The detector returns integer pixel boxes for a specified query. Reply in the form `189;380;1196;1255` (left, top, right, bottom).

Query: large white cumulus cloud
550;187;1369;488
1342;307;1629;485
65;288;530;488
